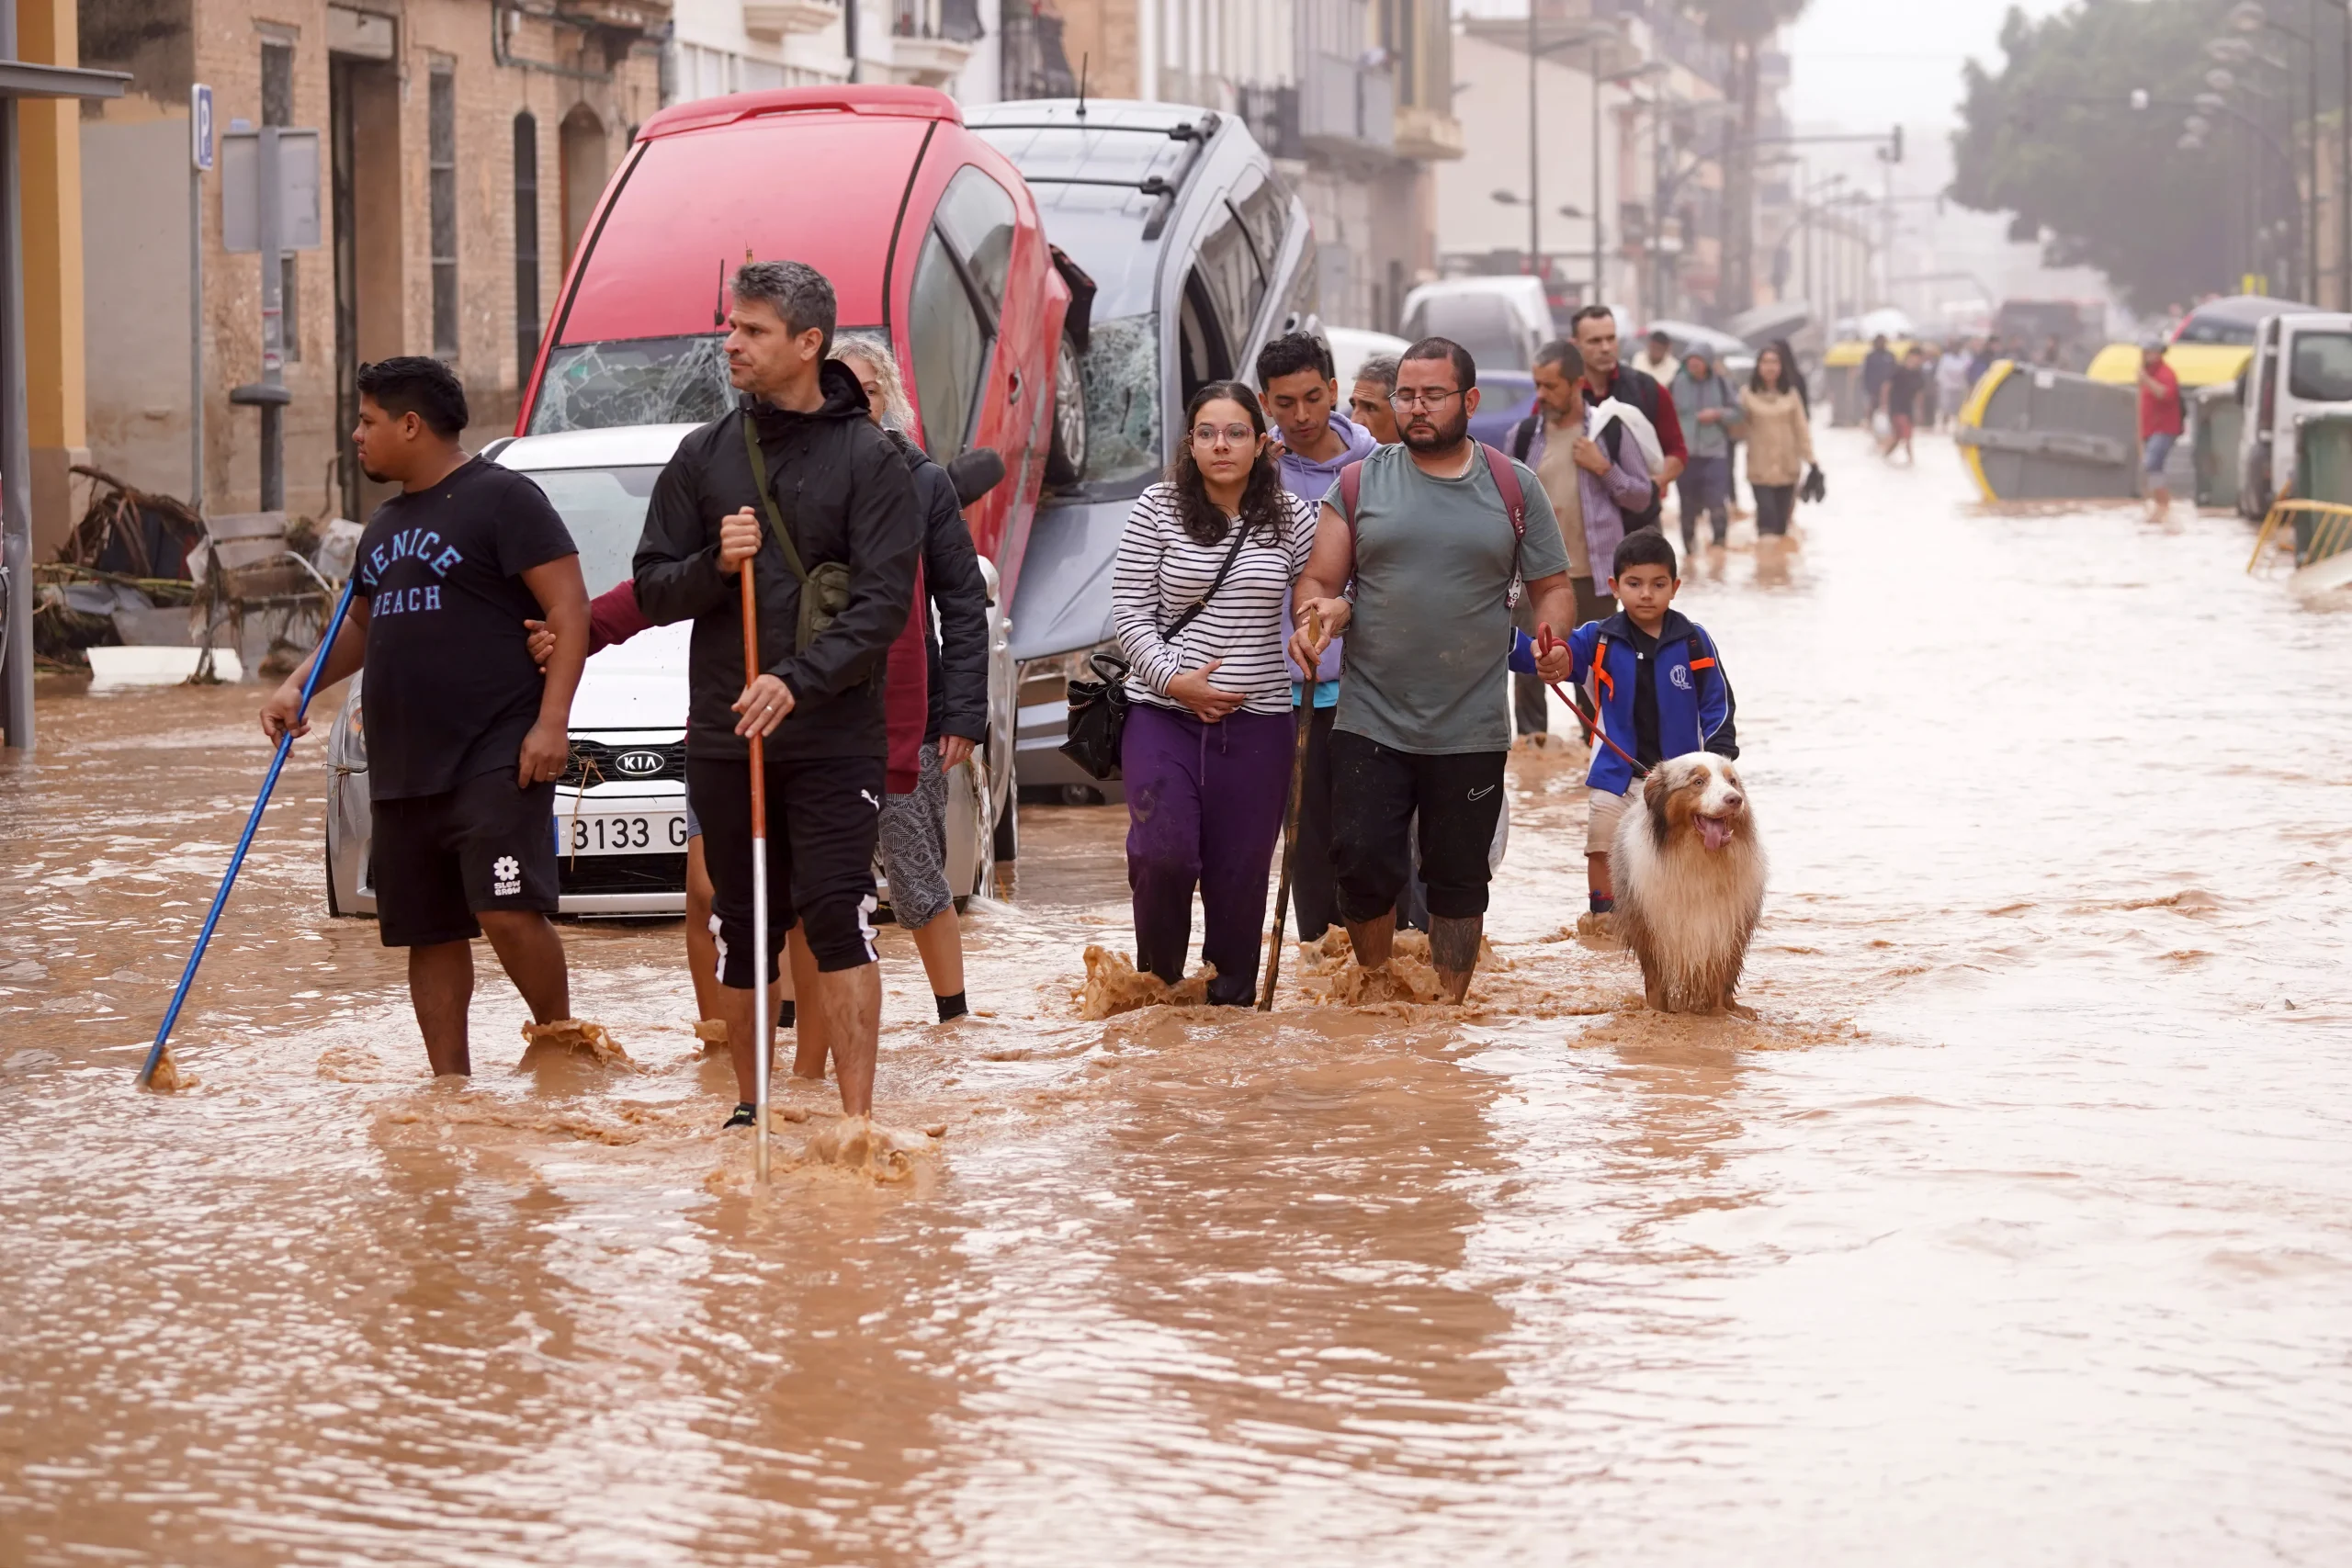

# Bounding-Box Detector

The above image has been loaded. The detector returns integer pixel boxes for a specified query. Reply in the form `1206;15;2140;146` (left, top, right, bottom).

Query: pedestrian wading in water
632;259;922;1135
1558;528;1740;930
1738;343;1815;566
1113;381;1318;1005
1289;335;1579;1004
260;356;591;1077
1254;330;1377;944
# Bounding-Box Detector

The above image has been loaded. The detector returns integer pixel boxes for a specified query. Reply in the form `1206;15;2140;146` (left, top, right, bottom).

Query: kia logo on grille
613;750;664;777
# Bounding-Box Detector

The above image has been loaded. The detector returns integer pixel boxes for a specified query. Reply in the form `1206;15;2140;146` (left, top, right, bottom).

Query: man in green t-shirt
1290;336;1577;1002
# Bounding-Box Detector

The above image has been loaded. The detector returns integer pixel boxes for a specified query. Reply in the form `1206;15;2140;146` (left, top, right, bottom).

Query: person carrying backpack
1290;336;1577;1005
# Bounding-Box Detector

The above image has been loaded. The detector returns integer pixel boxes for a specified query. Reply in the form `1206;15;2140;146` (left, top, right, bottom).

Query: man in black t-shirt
262;357;591;1077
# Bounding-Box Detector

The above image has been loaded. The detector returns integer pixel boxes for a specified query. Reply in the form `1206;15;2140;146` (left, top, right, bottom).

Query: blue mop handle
138;574;360;1087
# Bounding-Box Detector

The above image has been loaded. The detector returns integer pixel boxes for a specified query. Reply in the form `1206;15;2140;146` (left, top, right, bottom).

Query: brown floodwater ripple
6;433;2352;1563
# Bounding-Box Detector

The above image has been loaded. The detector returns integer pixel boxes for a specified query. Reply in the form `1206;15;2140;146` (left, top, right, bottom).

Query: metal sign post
0;42;125;750
221;120;318;512
190;84;210;513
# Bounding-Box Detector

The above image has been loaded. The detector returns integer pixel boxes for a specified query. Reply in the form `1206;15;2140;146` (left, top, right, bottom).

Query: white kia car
324;423;1015;919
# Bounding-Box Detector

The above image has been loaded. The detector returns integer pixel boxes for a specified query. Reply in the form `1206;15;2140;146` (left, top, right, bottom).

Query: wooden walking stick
1259;605;1322;1011
742;558;773;1183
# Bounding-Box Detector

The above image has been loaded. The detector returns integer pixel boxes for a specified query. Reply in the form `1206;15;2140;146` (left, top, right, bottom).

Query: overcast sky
1782;0;2076;133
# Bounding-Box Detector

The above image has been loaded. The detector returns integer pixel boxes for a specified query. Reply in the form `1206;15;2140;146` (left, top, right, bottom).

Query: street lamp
1516;17;1617;299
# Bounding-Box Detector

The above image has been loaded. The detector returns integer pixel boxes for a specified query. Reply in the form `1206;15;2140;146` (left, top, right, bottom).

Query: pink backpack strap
1337;458;1366;572
1479;443;1529;607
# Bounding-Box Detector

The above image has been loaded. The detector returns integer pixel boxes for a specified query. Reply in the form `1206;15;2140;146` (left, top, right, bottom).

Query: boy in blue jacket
1521;528;1737;918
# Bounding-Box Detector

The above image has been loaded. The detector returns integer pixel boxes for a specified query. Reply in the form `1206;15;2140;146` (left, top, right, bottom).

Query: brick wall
82;0;666;522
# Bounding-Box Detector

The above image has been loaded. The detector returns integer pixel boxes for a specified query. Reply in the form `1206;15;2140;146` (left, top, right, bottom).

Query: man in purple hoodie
1257;331;1379;942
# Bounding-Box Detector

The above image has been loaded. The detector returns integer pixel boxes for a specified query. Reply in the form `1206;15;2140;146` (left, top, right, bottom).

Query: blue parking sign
191;84;213;172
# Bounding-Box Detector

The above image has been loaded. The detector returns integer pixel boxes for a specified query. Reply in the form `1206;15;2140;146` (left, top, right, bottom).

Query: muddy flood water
6;428;2352;1563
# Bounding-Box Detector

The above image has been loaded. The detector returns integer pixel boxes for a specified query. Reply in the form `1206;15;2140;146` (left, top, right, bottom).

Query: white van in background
2236;310;2352;519
1398;276;1553;376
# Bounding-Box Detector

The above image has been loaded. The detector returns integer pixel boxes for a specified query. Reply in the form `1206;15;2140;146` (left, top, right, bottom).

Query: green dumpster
2191;384;2241;511
2290;415;2352;560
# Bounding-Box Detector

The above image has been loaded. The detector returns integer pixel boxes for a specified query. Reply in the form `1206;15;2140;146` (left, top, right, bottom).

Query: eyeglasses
1388;388;1464;411
1192;423;1258;446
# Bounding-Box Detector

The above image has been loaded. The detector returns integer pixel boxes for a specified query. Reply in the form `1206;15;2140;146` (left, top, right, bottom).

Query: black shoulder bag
1060;520;1253;782
741;415;853;653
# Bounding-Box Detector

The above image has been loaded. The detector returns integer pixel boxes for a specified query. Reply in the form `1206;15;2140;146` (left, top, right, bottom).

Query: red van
517;85;1080;598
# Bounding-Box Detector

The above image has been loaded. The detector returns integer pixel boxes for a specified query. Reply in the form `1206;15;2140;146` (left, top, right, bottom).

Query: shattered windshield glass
1079;313;1161;494
528;336;731;434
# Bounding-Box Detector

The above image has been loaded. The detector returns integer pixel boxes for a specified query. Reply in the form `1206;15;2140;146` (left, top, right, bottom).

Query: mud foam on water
699;1111;944;1190
1079;945;1216;1019
517;1018;636;1070
141;1049;195;1093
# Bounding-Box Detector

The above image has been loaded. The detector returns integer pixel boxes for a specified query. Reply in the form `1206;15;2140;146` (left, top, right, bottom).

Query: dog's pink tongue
1697;815;1734;851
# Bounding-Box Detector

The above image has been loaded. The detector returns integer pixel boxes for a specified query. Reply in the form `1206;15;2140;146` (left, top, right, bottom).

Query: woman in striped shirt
1113;381;1317;1005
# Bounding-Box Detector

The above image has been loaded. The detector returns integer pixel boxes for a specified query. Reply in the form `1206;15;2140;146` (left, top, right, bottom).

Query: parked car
513;83;1075;851
1399;276;1544;446
963;98;1317;794
323;424;1017;919
1326;325;1409;391
2233;310;2352;519
2172;294;2323;349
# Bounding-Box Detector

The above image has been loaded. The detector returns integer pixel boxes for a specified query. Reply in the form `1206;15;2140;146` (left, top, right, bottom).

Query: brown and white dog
1610;752;1767;1014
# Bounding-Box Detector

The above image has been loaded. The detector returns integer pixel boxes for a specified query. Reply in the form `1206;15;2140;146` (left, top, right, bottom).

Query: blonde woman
790;333;992;1035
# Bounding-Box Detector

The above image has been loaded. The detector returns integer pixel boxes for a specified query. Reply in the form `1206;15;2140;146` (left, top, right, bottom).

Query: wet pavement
6;428;2352;1563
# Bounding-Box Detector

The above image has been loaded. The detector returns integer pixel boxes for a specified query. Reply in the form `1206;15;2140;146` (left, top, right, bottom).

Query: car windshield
2289;331;2352;402
515;465;663;594
1075;312;1162;493
527;327;883;434
2177;313;2258;346
529;336;729;434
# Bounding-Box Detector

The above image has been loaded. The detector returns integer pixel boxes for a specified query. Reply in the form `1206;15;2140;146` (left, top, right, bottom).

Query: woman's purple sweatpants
1122;702;1295;1007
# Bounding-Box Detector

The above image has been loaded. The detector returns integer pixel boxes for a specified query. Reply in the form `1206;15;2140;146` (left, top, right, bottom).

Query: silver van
964;99;1317;795
2235;310;2352;519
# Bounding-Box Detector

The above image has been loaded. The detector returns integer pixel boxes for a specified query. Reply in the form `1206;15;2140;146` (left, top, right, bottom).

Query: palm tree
1686;0;1812;315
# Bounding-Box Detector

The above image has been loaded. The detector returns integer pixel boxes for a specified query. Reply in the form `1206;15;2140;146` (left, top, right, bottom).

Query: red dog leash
1534;624;1650;779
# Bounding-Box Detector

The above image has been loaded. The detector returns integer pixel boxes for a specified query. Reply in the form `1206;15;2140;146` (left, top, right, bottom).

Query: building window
429;65;458;359
514;112;539;384
262;39;299;362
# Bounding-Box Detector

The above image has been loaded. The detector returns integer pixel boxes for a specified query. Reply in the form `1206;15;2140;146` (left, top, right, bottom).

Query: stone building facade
76;0;667;537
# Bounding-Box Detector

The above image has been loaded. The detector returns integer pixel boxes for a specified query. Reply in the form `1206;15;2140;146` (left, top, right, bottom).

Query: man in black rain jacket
634;259;921;1137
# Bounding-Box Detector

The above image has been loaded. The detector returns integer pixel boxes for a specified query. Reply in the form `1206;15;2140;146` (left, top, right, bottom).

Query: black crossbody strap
740;413;811;588
1161;518;1253;641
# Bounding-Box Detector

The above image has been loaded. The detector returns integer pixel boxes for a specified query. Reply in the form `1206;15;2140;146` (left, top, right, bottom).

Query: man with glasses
1289;336;1577;1004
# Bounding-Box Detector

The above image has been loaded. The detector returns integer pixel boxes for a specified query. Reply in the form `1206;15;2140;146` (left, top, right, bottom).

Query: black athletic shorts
370;772;559;947
688;751;884;983
1328;730;1506;921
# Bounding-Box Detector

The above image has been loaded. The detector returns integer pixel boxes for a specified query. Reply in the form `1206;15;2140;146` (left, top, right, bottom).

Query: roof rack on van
1015;112;1220;243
